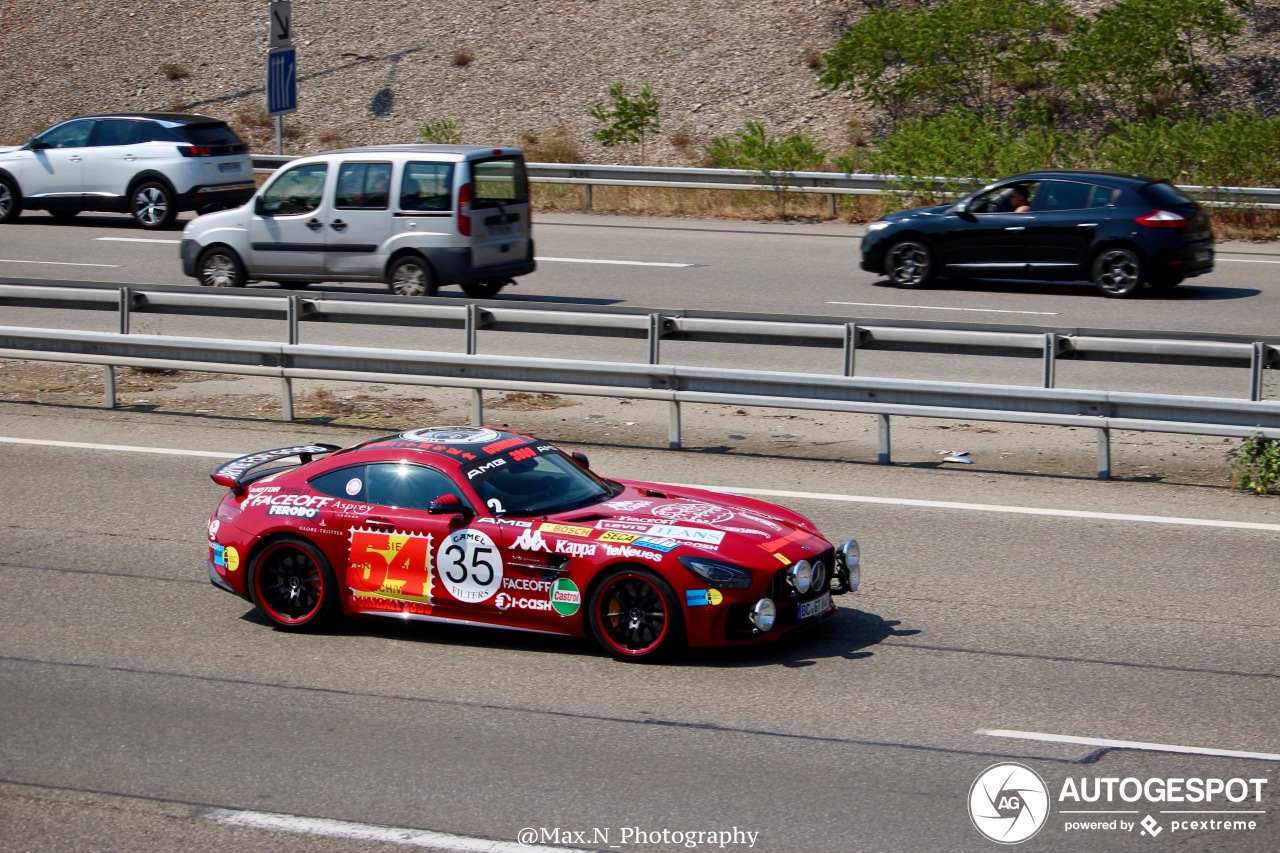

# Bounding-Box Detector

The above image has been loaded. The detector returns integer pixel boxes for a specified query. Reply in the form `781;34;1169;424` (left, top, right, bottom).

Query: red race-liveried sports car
207;426;860;661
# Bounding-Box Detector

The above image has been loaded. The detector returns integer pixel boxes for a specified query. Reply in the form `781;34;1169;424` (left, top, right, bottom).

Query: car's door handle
123;155;136;161
330;219;347;231
362;517;396;529
1077;223;1099;227
306;218;323;231
69;155;82;162
1004;226;1026;231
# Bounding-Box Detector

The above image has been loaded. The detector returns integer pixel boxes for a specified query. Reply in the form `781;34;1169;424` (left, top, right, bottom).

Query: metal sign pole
275;115;283;156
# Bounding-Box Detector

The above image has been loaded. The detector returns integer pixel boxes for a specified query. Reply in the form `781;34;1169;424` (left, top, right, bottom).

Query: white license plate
1193;248;1211;262
798;592;831;620
219;162;242;173
490;224;514;236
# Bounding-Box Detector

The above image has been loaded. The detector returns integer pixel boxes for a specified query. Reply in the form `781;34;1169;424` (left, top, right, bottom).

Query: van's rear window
471;156;529;207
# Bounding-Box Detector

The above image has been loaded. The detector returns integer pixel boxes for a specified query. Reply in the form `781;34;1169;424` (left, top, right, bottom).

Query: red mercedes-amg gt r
207;426;860;660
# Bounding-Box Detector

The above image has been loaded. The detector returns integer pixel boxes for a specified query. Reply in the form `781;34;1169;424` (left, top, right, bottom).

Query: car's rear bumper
430;243;537;285
177;180;256;213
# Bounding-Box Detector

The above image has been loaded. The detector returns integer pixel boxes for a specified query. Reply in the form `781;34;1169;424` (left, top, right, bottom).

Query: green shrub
590;83;660;164
1229;432;1280;495
704;122;828;218
418;119;462;144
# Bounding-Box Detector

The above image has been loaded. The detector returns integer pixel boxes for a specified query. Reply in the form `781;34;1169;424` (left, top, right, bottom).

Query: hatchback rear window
471;156;529;208
1140;181;1198;210
164;122;249;154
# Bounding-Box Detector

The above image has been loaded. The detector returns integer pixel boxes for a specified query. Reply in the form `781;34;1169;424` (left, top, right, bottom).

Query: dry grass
1206;208;1280;242
531;184;895;223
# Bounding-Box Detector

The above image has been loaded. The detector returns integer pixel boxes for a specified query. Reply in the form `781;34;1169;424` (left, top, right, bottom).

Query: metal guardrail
3;323;1280;479
4;280;1278;402
251;156;1280;210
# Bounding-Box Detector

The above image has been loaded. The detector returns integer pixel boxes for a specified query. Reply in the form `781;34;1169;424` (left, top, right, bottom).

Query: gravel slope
2;1;1276;164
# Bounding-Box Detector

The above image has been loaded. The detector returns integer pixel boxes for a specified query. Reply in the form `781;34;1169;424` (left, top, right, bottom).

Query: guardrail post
877;414;891;464
103;366;116;409
843;323;859;377
279;295;300;422
669;402;682;450
1096;428;1111;480
648;313;662;364
466;303;484;424
119;287;132;334
827;193;837;219
1251;342;1267;401
1043;333;1058;388
583;184;593;212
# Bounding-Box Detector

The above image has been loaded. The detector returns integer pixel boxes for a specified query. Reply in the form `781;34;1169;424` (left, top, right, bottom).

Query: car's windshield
468;445;613;516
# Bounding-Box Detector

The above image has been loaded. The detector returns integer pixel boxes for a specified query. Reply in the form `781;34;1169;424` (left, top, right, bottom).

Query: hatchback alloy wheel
885;240;934;288
1092;247;1142;297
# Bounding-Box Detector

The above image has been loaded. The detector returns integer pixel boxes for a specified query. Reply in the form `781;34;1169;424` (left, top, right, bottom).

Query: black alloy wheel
885;240;934;288
1092;247;1143;297
249;539;338;630
588;568;683;661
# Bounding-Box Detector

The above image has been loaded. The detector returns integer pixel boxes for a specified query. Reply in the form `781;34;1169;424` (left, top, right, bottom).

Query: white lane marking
828;301;1058;316
203;808;587;852
0;259;120;267
0;436;233;459
976;729;1280;762
93;237;181;244
676;483;1280;533
536;256;693;268
1219;258;1280;264
2;438;1276;533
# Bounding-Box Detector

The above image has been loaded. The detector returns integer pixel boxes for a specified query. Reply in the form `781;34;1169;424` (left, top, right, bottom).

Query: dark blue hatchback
860;170;1215;297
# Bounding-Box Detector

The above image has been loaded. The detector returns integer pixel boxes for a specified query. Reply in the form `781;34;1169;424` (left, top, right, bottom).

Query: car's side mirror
946;201;968;215
26;140;49;152
428;493;473;515
570;451;591;469
254;197;269;216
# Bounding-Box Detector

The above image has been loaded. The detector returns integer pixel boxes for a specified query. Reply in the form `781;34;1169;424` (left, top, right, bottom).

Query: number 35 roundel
437;528;504;604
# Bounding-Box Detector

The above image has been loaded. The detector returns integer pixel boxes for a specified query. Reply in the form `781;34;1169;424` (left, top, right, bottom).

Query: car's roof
344;426;541;466
59;112;228;125
305;144;522;160
1002;169;1164;187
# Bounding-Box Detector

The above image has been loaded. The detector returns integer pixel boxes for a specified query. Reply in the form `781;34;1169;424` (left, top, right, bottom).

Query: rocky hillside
1;1;1276;165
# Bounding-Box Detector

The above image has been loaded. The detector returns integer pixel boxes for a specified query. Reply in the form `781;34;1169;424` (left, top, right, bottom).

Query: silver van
180;144;534;297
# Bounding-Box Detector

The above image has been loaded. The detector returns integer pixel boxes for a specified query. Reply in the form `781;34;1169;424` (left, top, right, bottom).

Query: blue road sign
267;47;297;115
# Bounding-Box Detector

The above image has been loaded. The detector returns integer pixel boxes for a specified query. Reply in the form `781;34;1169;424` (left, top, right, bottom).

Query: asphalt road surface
1;403;1277;852
3;210;1279;400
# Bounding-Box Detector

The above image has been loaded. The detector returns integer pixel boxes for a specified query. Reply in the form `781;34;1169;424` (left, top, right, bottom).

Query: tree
818;0;1077;126
590;83;660;164
1057;0;1248;118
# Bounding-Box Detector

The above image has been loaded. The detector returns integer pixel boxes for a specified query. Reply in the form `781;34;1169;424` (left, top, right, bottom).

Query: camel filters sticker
550;578;581;617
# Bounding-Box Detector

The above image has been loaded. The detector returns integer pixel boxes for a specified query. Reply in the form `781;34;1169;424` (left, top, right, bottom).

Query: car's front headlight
866;221;893;232
678;555;753;589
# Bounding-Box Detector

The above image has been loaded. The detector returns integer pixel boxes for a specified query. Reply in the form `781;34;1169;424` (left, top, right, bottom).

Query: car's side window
1034;180;1094;212
310;466;368;501
365;463;465;512
260;163;329;215
92;120;142;147
399;161;454;212
335;162;392;210
35;120;95;149
969;183;1038;214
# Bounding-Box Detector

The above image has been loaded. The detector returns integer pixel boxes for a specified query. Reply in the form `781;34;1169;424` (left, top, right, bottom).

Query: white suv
180;144;535;297
0;112;254;229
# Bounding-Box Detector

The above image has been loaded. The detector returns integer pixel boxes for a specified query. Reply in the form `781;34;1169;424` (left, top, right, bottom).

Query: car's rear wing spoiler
211;444;342;490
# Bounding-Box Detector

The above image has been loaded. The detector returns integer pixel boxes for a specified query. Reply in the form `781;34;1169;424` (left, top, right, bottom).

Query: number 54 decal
438;528;505;603
348;527;433;603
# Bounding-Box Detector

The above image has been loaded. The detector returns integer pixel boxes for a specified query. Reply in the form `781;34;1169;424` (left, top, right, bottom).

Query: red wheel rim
254;543;324;625
595;573;669;657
